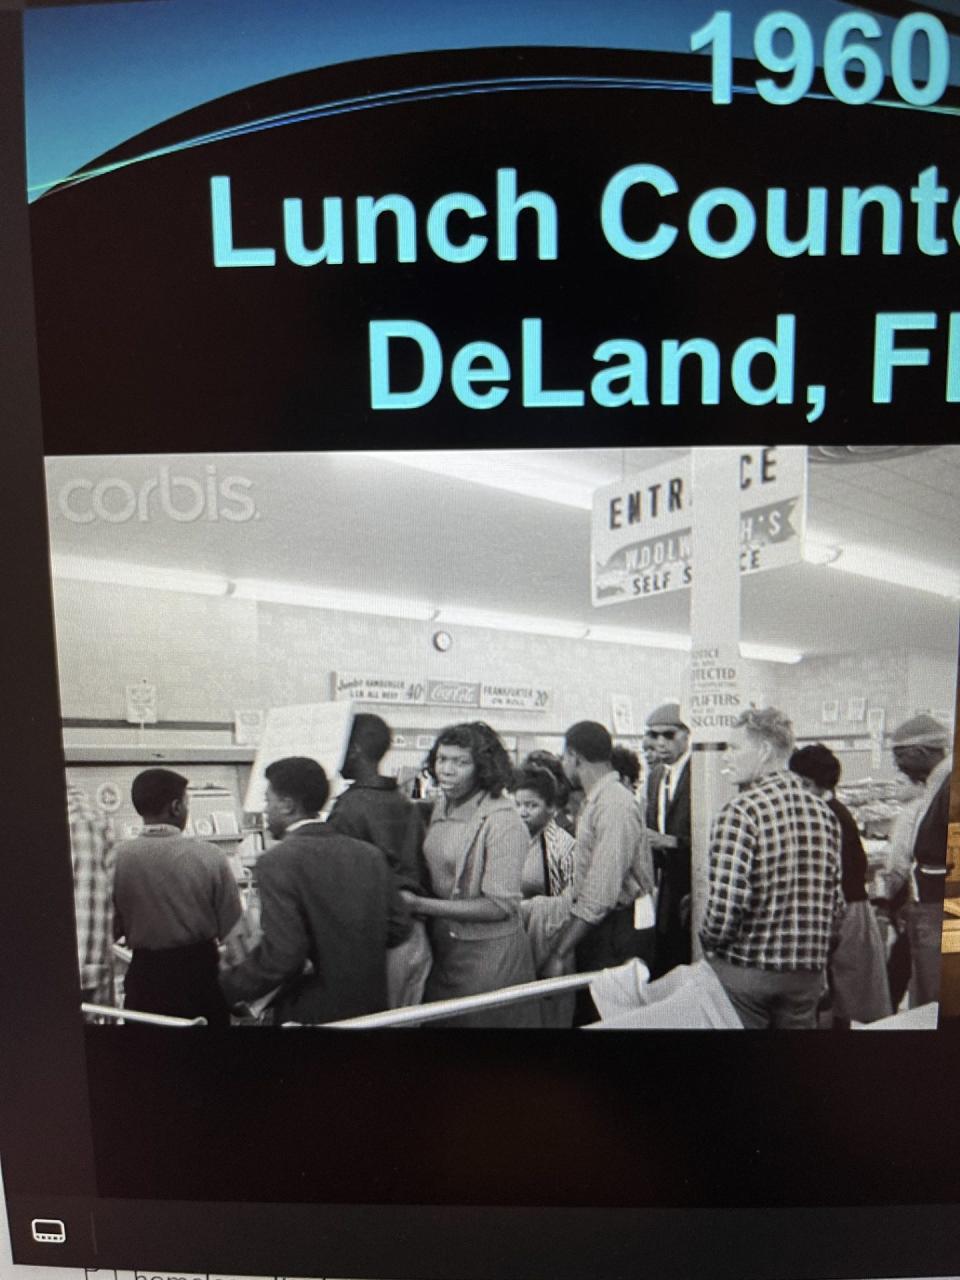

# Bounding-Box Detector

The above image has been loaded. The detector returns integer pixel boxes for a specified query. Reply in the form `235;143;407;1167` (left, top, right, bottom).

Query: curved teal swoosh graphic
29;0;949;199
31;67;960;201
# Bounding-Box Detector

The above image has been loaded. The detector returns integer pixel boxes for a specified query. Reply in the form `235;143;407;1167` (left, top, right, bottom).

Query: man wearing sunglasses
644;703;692;977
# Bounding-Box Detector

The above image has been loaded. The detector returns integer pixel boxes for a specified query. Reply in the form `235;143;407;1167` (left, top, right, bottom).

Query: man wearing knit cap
644;702;692;976
891;713;953;1007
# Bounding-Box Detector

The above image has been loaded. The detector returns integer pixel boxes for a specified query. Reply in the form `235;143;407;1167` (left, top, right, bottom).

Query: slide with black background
2;1;960;1277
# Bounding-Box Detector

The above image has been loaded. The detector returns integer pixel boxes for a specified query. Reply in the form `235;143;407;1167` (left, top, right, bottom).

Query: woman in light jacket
403;721;540;1027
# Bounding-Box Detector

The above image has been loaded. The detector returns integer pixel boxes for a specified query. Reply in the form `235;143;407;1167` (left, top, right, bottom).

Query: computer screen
2;1;959;1276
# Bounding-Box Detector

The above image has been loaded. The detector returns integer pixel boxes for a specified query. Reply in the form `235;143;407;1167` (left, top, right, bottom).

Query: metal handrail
81;1003;207;1027
298;970;604;1028
83;970;603;1028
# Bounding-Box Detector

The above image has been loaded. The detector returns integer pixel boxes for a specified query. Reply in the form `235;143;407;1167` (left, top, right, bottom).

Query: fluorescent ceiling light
836;544;959;600
585;624;689;651
363;450;597;509
436;606;587;638
589;628;800;663
802;540;960;600
740;642;803;664
52;555;228;596
438;613;801;661
231;577;435;621
801;539;841;566
50;558;805;661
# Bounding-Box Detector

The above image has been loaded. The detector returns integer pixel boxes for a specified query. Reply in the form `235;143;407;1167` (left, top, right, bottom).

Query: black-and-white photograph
54;444;959;1031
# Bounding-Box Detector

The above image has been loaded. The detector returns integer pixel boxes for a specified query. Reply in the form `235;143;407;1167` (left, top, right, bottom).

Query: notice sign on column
591;446;806;606
689;647;743;742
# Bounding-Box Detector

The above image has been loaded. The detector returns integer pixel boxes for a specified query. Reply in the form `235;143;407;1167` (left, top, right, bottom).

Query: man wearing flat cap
891;713;953;1008
644;701;692;976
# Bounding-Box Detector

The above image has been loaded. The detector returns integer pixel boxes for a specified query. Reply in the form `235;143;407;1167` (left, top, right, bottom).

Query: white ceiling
44;446;960;658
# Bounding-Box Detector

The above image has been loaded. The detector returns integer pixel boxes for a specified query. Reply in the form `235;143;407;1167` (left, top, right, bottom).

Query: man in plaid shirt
701;708;843;1029
68;784;116;1004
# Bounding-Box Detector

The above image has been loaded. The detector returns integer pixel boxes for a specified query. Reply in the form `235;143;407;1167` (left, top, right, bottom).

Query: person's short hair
426;722;514;797
512;765;557;807
564;721;612;764
265;756;329;814
611;745;641;787
789;743;841;792
131;768;188;817
347;713;392;764
132;762;190;814
733;706;795;754
522;750;570;806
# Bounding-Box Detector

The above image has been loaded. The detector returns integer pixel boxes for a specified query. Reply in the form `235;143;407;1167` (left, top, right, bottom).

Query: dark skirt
829;900;892;1023
125;938;229;1028
424;920;541;1027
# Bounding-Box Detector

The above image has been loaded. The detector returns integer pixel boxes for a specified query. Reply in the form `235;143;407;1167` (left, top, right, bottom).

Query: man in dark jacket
326;714;431;1006
220;756;411;1024
327;714;428;892
643;702;692;977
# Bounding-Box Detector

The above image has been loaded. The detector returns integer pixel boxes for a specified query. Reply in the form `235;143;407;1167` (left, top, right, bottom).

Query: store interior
46;445;958;867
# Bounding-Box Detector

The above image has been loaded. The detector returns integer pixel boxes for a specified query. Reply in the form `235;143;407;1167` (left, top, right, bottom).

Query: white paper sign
633;893;655;930
610;693;636;736
233;708;266;746
243;702;355;812
124;680;157;724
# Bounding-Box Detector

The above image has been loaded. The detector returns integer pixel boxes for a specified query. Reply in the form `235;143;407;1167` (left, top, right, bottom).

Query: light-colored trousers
387;917;432;1008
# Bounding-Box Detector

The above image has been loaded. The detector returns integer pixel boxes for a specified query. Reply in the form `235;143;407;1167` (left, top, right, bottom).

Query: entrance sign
591;446;807;606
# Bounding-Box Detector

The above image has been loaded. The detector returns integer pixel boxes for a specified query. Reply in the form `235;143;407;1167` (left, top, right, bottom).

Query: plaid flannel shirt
68;786;116;991
701;770;843;972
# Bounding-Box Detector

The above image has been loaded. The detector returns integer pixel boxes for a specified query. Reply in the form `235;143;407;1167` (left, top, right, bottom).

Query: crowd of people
70;703;953;1029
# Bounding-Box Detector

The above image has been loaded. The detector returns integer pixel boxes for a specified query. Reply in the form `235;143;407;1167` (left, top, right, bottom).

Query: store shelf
63;744;257;764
